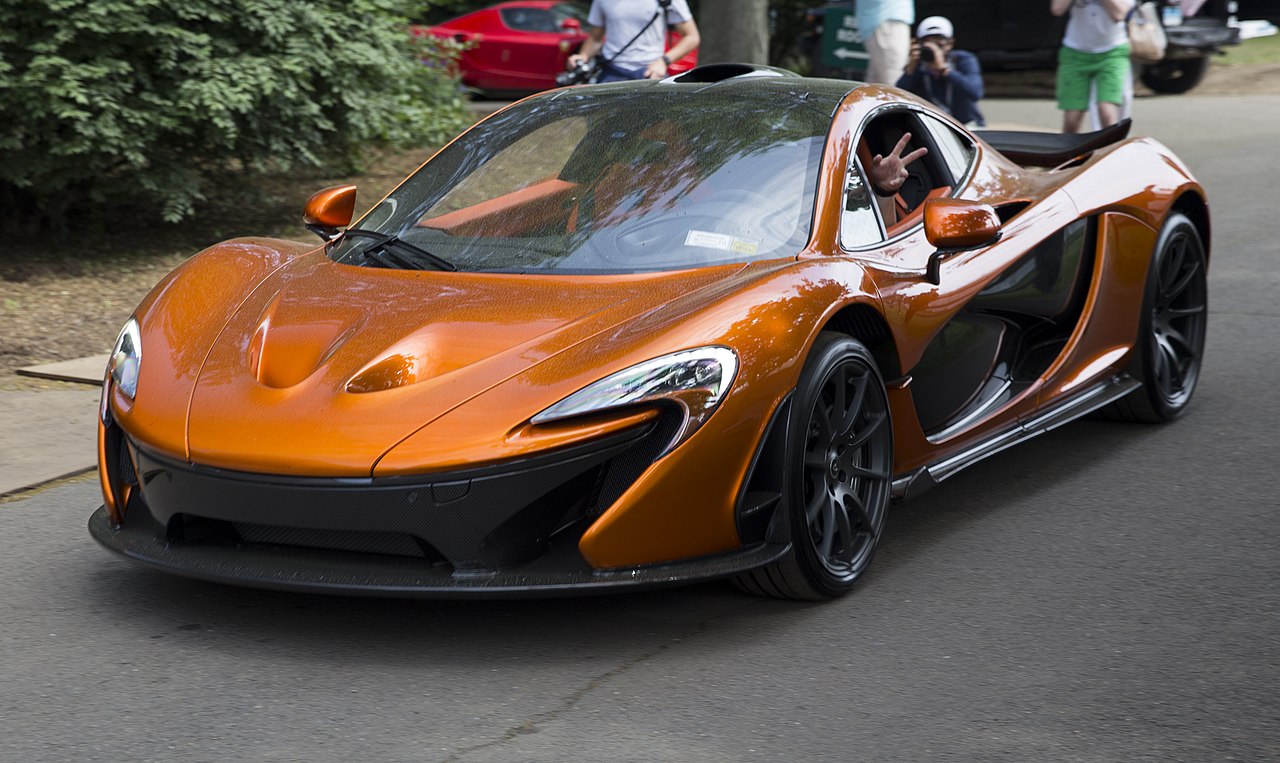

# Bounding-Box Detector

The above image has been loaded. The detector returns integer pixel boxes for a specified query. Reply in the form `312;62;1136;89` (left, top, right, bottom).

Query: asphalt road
3;95;1278;762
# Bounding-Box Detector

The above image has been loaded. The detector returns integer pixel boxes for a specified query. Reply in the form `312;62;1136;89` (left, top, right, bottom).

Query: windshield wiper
341;228;457;272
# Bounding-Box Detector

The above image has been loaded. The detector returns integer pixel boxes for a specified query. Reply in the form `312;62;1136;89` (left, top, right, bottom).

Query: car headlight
532;346;738;451
109;317;142;401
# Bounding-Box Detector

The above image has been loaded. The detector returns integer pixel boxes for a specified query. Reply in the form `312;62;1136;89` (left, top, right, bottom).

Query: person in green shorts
1051;0;1135;133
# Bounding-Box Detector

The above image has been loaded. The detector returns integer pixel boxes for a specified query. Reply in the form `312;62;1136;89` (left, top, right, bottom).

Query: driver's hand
870;133;928;194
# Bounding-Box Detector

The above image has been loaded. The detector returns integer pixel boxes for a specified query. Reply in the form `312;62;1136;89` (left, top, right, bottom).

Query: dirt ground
0;151;426;390
3;62;1277;390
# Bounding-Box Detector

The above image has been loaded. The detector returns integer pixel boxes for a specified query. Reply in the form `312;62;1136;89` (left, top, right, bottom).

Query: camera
921;45;939;66
557;58;599;86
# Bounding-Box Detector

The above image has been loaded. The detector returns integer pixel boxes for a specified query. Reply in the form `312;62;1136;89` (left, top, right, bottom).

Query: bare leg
1062;110;1085;134
1096;101;1121;128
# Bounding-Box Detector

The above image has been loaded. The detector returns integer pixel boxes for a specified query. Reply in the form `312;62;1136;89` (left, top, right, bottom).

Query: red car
415;1;697;95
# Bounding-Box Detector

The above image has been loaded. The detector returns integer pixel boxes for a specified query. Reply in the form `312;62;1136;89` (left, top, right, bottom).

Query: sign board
820;7;869;73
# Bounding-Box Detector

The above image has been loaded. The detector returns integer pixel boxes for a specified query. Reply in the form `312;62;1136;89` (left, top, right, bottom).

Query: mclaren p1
90;64;1209;599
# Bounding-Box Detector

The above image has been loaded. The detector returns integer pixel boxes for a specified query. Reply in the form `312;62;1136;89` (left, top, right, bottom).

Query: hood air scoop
249;292;364;390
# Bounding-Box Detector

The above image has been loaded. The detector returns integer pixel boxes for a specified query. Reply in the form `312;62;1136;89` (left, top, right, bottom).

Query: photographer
566;0;700;83
895;16;986;128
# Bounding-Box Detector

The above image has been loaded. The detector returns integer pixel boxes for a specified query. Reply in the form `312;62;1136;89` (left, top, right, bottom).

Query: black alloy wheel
736;333;893;600
1101;211;1208;423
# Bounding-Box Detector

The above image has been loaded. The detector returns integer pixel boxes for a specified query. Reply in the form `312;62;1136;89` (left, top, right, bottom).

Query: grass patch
1218;30;1280;65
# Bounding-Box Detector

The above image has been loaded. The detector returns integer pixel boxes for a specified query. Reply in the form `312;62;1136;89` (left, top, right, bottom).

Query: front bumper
90;419;787;597
88;506;787;597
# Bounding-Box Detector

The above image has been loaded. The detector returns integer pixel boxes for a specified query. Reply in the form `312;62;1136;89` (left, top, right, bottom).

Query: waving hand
869;133;929;195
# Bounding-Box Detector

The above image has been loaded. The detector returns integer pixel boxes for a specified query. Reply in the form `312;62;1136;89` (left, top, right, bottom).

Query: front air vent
994;201;1032;224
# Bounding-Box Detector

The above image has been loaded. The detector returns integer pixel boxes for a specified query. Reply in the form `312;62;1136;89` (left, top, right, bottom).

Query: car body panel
107;238;316;461
176;256;747;476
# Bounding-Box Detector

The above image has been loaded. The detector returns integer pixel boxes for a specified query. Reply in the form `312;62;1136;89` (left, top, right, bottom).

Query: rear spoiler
975;119;1132;167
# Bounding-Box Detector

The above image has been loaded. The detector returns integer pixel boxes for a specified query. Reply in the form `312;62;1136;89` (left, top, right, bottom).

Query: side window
842;111;944;248
921;114;977;186
500;8;556;32
840;159;884;250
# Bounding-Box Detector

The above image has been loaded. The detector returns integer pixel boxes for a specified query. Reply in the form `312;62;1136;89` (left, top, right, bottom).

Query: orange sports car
90;64;1209;599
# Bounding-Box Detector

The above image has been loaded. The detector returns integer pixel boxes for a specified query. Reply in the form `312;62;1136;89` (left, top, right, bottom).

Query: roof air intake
667;64;799;84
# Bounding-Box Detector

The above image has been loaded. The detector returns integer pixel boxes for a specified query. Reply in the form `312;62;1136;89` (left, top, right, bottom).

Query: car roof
549;69;860;118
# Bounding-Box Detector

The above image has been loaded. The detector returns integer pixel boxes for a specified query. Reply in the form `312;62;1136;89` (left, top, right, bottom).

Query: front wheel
1100;211;1208;423
735;333;893;600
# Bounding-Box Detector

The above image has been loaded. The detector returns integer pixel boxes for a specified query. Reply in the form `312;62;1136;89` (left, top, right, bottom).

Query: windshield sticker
685;230;733;250
684;230;761;255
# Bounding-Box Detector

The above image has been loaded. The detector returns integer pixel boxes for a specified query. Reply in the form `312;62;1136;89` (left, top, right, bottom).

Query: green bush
0;0;470;232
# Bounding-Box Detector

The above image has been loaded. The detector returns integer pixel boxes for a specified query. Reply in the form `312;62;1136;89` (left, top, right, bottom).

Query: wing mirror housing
923;199;1002;284
303;185;357;241
561;17;581;32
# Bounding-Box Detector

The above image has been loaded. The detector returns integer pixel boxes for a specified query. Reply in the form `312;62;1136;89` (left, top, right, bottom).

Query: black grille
232;522;433;559
591;410;682;517
124;418;669;573
166;513;450;565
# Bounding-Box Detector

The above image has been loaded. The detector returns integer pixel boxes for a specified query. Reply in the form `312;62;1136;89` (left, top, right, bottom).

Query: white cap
916;16;954;39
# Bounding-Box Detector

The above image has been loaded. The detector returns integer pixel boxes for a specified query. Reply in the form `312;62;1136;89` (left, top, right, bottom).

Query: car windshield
327;87;830;274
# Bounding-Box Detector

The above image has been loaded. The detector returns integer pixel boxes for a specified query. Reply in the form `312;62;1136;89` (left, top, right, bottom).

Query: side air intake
667;63;799;84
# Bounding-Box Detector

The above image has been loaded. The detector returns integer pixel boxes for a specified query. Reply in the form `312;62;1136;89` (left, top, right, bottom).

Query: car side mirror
922;199;1002;284
303;185;357;241
561;17;581;32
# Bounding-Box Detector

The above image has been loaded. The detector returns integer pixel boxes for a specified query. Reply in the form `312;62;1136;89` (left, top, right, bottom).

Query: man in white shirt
567;0;701;82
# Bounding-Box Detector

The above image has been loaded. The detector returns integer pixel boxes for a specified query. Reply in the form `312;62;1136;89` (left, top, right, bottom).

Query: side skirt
891;374;1141;500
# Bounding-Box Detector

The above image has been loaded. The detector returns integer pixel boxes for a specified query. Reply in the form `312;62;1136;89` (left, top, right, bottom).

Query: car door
843;107;1097;442
493;6;573;90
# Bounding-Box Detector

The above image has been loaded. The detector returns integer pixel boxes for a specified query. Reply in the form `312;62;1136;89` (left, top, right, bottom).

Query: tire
735;333;893;600
1139;57;1209;95
1098;211;1208;423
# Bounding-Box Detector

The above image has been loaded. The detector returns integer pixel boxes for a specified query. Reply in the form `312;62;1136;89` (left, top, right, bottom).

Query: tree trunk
695;0;770;65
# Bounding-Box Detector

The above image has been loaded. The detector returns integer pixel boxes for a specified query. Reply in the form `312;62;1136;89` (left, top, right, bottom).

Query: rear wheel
735;333;893;600
1099;211;1207;423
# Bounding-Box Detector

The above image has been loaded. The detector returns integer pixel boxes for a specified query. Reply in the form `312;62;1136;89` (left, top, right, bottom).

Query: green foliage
0;0;470;232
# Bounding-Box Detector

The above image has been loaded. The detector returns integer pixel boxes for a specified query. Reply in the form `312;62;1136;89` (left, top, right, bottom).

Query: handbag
1128;2;1168;63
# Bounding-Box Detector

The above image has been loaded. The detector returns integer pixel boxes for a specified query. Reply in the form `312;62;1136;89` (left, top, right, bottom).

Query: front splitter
88;507;790;598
